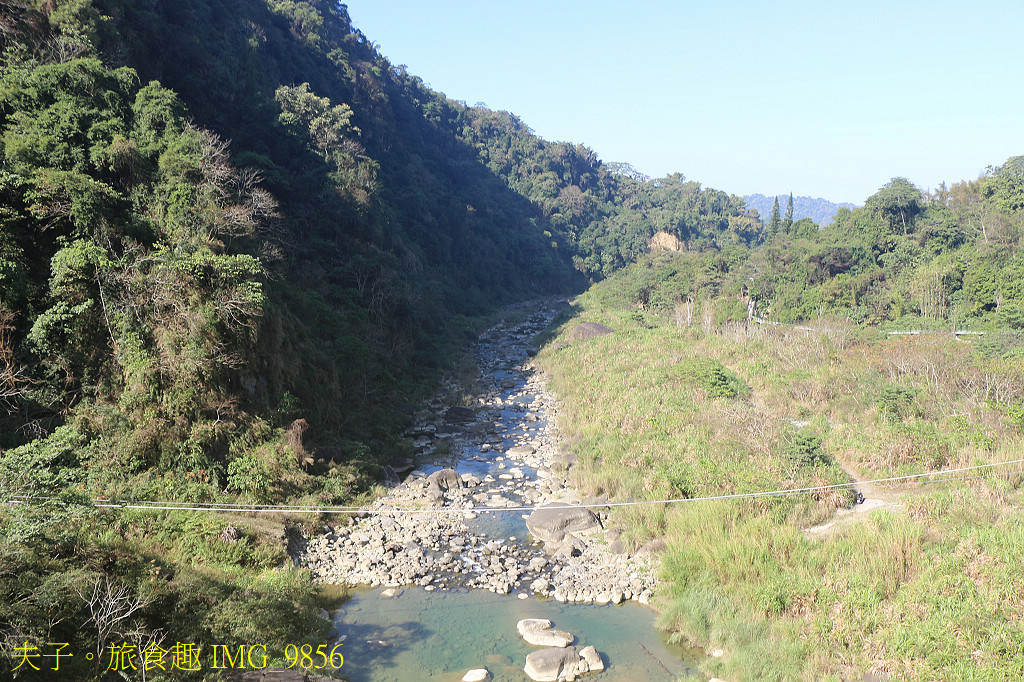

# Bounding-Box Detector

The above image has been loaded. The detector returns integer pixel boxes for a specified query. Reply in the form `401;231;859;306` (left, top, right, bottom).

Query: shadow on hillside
531;300;581;351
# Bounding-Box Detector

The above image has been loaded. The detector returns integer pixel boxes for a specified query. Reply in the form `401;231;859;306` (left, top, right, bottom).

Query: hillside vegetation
538;203;1024;679
3;0;1024;679
0;0;756;676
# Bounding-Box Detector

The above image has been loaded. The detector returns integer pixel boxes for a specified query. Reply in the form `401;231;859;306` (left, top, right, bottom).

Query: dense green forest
620;166;1024;332
2;0;1023;679
0;1;753;677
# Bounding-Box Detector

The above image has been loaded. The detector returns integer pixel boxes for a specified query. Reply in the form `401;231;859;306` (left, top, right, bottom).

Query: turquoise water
333;587;698;681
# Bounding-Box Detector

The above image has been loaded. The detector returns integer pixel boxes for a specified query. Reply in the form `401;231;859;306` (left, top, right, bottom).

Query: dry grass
538;287;1024;681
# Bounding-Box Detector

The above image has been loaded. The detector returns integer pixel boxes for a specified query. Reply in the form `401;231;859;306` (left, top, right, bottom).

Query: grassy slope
537;265;1024;681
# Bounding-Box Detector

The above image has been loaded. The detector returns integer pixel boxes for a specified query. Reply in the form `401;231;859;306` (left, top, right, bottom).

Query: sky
343;1;1024;204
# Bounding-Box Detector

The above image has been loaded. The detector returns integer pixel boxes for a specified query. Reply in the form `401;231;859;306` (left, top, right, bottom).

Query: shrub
786;430;827;468
669;358;748;399
878;384;919;422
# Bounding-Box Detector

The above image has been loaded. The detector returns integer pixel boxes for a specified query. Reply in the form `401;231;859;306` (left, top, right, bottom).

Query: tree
866;177;923;235
984;156;1024;214
784;192;794;232
769;196;781;237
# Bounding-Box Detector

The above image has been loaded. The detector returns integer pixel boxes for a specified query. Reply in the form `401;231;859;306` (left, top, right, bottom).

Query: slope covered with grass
538;266;1024;680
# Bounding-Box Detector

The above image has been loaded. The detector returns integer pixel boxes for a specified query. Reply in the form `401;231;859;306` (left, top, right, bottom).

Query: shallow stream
334;587;698;681
325;302;702;680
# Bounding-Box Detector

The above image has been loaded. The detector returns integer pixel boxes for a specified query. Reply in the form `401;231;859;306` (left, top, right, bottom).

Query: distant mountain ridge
744;193;859;227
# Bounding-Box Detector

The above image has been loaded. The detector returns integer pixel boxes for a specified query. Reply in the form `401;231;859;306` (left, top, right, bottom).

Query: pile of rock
517;619;605;681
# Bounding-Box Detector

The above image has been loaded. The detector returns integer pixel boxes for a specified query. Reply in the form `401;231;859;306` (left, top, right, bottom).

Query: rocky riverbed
299;301;659;607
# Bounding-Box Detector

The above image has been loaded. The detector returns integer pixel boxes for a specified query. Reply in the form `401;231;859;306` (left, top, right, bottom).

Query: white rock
524;647;580;682
579;645;604;672
517;618;552;634
461;668;491;682
517;619;574;647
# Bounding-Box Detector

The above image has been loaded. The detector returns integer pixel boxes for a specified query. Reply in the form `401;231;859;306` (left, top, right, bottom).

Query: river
306;300;702;681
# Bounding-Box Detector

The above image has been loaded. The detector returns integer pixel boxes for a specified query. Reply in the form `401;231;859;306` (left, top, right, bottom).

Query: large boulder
517;619;574;648
566;322;613;342
445;406;476;423
426;468;463;492
549;534;586;558
526;504;601;543
524;647;580;682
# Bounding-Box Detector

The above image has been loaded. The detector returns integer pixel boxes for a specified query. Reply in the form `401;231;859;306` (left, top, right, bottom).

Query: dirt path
805;463;907;537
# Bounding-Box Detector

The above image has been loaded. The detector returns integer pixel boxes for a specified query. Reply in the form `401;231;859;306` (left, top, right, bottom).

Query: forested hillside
620;169;1024;332
0;0;755;462
0;2;754;675
538;162;1024;680
3;0;1023;678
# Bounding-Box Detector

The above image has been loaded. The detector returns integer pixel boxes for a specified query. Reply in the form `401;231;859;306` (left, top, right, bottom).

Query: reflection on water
335;587;698;681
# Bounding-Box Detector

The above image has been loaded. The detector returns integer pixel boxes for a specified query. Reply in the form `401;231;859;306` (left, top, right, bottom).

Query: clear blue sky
345;0;1024;204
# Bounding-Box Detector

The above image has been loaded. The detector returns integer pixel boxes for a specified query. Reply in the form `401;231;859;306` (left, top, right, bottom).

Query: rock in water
516;618;551;634
526;504;601;543
517;619;574;647
579;646;604;672
524;647;580;682
461;668;491;682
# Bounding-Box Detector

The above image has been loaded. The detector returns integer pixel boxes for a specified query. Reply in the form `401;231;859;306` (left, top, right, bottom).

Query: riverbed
306;300;701;680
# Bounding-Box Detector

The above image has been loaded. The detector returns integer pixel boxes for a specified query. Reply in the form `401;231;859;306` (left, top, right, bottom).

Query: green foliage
785;430;827;468
130;80;188;153
878;384;919;422
227;451;272;500
984;156;1024;214
1004;402;1024;429
0;426;94;544
274;81;376;204
866;177;924;235
668;357;747;399
768;195;781;237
